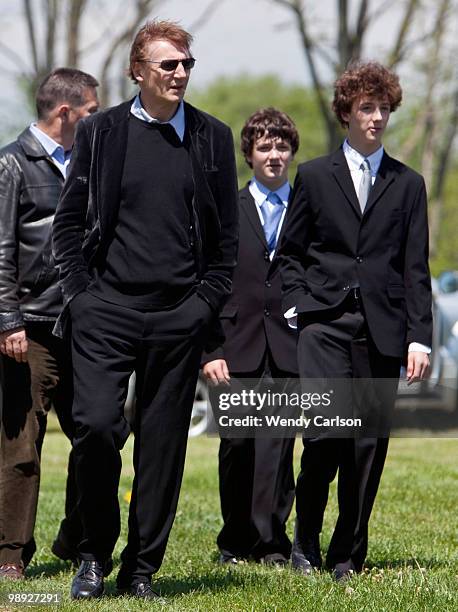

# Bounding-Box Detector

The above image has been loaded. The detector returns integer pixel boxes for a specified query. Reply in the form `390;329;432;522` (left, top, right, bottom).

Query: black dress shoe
291;535;322;575
118;581;164;601
291;554;318;575
260;552;289;567
332;560;356;583
218;552;239;565
71;560;108;599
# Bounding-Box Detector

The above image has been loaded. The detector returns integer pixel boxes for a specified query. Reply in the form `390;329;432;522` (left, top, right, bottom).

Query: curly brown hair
241;107;299;168
129;19;193;83
332;61;402;127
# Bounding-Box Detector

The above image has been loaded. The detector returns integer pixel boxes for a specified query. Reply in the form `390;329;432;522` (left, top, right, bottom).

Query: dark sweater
88;115;196;310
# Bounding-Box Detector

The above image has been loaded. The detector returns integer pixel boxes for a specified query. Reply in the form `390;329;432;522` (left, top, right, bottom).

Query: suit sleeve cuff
284;306;297;329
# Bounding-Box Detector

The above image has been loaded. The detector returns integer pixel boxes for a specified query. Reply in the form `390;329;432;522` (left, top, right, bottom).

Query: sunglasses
141;57;196;72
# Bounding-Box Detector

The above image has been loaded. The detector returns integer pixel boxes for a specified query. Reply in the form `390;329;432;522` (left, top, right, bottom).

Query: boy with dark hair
278;61;431;581
202;107;299;566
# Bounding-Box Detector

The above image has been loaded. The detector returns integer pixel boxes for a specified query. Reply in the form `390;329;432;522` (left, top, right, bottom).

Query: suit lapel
240;186;268;250
364;151;395;215
185;101;215;178
330;147;397;219
97;102;130;237
330;147;362;219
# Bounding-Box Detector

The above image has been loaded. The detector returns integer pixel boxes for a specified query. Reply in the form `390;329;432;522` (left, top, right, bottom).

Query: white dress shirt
342;138;383;193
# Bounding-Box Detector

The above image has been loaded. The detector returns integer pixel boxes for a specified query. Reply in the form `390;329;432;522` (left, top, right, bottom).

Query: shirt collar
249;177;290;208
130;94;185;142
29;123;67;158
343;139;384;176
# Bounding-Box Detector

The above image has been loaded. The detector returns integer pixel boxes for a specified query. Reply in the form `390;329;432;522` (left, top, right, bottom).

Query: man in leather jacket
0;68;99;580
52;20;238;600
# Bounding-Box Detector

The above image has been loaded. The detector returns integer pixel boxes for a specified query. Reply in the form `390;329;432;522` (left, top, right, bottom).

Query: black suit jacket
203;185;298;374
52;99;239;343
278;148;432;358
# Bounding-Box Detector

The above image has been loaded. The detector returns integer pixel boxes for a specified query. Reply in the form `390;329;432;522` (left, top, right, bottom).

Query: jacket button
264;251;270;260
264;308;270;317
343;285;350;291
265;281;272;288
356;256;363;263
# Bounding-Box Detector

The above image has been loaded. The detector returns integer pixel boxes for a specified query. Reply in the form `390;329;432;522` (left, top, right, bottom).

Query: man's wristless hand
202;359;230;386
406;351;430;385
0;327;28;363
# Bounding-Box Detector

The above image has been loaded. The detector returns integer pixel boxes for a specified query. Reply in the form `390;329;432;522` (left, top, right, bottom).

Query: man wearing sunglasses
52;19;238;600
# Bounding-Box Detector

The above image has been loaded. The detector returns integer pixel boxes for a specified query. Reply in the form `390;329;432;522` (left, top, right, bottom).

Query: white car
398;271;458;418
428;272;458;413
124;372;210;437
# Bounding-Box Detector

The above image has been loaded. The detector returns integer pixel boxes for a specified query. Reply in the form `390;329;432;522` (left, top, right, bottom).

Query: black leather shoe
260;552;289;566
118;581;164;601
218;552;239;565
291;532;322;575
332;560;356;583
291;554;318;575
71;560;108;599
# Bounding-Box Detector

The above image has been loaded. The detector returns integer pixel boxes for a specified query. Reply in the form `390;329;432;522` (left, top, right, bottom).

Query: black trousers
295;298;400;572
69;290;211;584
213;360;295;560
0;323;80;566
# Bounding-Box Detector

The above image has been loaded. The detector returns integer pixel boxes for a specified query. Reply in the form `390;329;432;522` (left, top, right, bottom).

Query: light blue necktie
260;192;284;253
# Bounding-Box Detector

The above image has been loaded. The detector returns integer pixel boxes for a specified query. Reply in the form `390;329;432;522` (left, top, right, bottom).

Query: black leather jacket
0;128;64;332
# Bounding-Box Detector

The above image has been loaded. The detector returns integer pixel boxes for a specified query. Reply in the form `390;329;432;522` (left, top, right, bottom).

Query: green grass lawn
1;417;457;611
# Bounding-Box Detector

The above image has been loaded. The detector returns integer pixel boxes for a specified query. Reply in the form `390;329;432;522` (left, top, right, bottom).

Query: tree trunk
66;0;88;67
